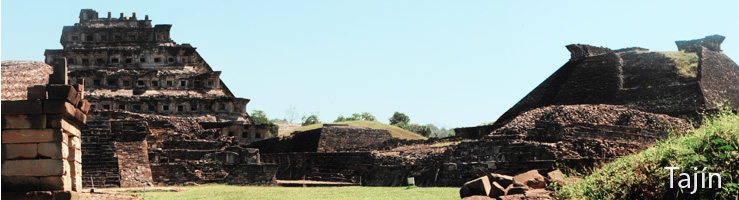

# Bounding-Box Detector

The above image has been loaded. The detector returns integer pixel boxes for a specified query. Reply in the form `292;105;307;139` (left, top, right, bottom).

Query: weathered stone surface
248;125;392;153
67;135;81;150
2;143;38;160
460;176;491;198
513;170;547;189
489;181;506;198
77;99;90;113
2;114;47;129
1;100;42;114
489;35;739;132
2;159;69;176
546;169;565;183
489;173;515;188
38;142;69;159
69;160;82;192
41;100;76;118
1;61;53;101
47;115;80;136
1;176;40;192
505;185;529;195
47;84;79;105
39;175;72;191
1;129;66;144
27;85;47;100
524;188;552;198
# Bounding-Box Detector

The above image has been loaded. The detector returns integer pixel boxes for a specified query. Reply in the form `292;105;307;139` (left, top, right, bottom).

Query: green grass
660;51;699;78
556;106;739;199
128;184;459;200
281;120;427;140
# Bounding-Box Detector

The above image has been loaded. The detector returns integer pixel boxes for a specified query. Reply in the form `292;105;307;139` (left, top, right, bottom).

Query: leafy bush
334;112;376;122
302;114;321;126
389;112;410;125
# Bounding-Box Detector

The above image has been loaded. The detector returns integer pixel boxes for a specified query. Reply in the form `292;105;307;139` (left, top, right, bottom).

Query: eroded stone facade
44;9;250;123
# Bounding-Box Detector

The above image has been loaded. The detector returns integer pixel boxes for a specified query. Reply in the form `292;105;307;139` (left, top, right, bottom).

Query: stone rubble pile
460;169;571;200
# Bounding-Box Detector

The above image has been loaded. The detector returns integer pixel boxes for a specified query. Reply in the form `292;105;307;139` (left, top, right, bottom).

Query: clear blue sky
3;0;739;128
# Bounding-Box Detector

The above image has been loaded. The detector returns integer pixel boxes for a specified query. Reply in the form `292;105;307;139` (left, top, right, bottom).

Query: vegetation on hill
557;106;738;199
660;51;699;78
281;120;427;140
335;112;377;122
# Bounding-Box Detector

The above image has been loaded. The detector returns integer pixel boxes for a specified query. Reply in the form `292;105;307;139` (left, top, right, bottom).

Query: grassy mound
557;107;739;199
660;51;699;78
281;120;427;140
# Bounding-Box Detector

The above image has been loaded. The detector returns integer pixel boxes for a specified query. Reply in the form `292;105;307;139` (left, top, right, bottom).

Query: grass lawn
129;185;459;200
280;120;427;140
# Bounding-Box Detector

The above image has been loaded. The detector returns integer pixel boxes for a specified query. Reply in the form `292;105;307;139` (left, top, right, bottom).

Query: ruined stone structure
2;64;89;199
1;9;277;189
489;35;739;130
43;9;270;144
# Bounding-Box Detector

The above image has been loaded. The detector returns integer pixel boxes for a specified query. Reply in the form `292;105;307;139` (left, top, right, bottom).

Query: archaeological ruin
2;61;88;199
3;7;739;200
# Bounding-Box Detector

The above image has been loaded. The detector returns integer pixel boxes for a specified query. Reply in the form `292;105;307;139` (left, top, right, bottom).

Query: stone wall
247;125;392;153
317;125;393;152
1;67;88;199
490;35;739;132
274;122;302;135
111;120;153;187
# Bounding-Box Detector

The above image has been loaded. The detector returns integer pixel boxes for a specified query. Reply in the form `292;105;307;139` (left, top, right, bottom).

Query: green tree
302;114;320;126
251;110;271;125
389;111;410;125
335;112;376;122
250;110;278;136
334;115;347;122
360;112;376;121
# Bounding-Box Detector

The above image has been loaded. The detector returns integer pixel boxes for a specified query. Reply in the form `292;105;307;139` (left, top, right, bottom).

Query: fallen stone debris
460;169;570;199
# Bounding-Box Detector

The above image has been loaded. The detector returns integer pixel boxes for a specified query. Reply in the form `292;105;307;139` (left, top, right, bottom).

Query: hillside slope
282;120;427;140
557;107;739;199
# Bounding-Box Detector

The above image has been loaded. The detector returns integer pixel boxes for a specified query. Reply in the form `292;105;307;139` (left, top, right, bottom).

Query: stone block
547;169;565;183
41;100;76;117
524;188;552;198
38;142;69;159
489;181;506;198
1;175;40;192
73;109;86;124
47;85;79;105
69;161;82;192
77;99;90;114
1;100;43;114
47;115;80;136
2;129;66;144
39;175;71;191
1;159;69;176
73;83;84;100
2;143;38;160
67;147;81;162
513;169;547;189
488;173;514;188
460;176;491;198
27;85;47;100
2;114;47;129
504;185;529;195
67;135;81;150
